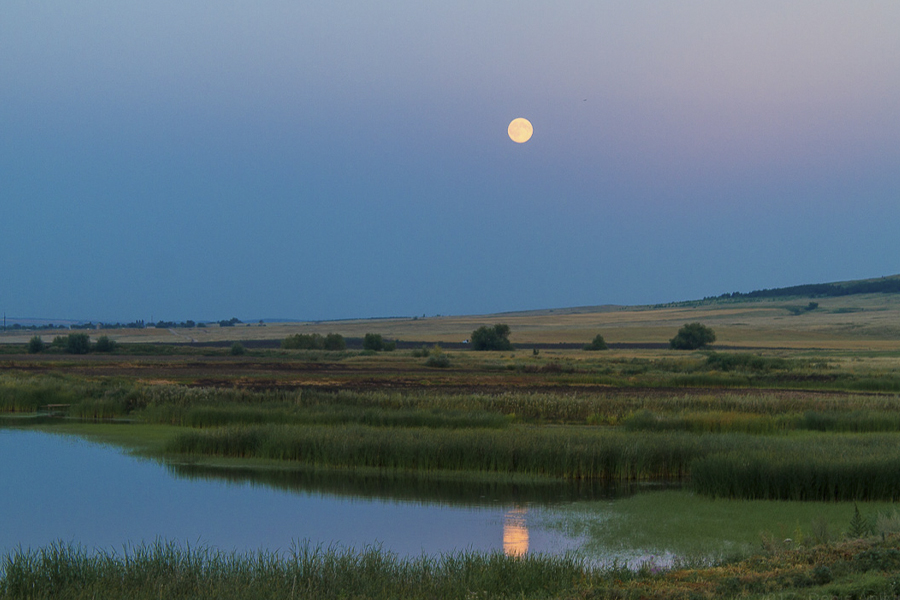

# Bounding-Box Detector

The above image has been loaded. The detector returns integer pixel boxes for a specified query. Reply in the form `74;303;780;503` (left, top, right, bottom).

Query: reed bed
138;404;507;430
691;434;900;501
0;541;599;600
167;425;710;480
622;409;900;434
168;426;900;500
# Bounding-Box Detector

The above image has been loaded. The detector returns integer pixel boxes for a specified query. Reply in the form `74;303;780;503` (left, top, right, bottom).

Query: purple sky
2;1;898;322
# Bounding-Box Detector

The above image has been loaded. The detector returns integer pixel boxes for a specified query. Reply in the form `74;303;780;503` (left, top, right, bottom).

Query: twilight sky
2;1;899;322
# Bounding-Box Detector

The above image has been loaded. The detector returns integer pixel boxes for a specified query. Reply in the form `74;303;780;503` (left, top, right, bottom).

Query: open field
4;291;900;349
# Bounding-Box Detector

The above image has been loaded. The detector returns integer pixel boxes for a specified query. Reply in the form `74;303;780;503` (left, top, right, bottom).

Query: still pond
2;429;889;567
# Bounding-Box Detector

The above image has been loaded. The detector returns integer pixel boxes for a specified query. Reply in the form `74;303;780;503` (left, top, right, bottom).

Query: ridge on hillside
711;274;900;301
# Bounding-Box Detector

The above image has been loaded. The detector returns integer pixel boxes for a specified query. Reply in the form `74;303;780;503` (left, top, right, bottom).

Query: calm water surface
0;430;595;558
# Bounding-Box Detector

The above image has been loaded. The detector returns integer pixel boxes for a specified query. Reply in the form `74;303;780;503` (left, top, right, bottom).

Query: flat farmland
4;293;900;350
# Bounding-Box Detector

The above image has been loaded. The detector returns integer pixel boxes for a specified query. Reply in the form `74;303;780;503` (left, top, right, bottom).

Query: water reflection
166;462;638;508
503;507;529;557
0;430;600;558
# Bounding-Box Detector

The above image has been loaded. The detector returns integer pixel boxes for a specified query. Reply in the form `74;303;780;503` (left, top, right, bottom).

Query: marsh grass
623;409;900;434
691;434;900;500
138;403;507;429
167;426;900;500
0;541;597;600
9;535;900;600
543;489;897;562
167;425;708;480
7;370;900;500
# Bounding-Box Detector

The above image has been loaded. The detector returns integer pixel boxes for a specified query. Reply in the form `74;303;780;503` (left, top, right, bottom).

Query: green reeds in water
167;425;707;480
623;409;900;434
691;434;900;501
0;541;598;600
139;403;508;430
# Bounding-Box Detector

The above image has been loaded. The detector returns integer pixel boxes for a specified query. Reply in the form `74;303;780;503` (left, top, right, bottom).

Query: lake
0;429;598;559
3;428;885;567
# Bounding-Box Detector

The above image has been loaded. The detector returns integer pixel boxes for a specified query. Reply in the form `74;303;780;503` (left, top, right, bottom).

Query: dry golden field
3;292;899;350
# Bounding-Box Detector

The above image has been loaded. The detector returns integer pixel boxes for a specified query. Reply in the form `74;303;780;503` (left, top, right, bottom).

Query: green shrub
65;333;91;354
282;334;324;350
229;342;246;356
363;333;384;351
26;336;45;354
669;323;716;350
471;324;513;351
281;333;345;350
705;352;788;372
323;333;346;351
584;334;608;351
425;347;450;368
94;335;117;352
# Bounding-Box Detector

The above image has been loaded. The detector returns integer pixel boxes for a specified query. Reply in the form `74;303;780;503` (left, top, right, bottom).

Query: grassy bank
6;534;900;599
0;541;595;600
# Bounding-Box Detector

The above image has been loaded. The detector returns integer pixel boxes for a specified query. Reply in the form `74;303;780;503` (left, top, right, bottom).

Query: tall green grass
139;403;507;430
167;425;709;480
5;371;900;428
691;434;900;501
0;541;601;600
622;409;900;434
167;426;900;501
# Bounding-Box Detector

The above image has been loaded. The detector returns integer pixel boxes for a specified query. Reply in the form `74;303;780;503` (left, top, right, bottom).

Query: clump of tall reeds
622;409;900;434
0;541;598;600
166;425;709;481
691;434;900;501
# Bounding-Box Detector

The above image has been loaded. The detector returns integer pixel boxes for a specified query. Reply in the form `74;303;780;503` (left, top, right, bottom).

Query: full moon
508;118;533;143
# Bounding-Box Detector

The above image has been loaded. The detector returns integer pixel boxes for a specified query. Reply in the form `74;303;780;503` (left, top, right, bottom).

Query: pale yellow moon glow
507;118;533;143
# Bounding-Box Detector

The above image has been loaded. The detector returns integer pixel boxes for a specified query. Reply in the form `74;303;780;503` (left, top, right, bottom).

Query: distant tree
94;335;117;353
471;324;513;351
584;334;608;351
282;333;324;350
807;302;819;311
669;323;716;350
27;336;45;354
65;333;91;354
229;342;246;356
363;333;384;351
51;335;67;348
323;333;346;351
